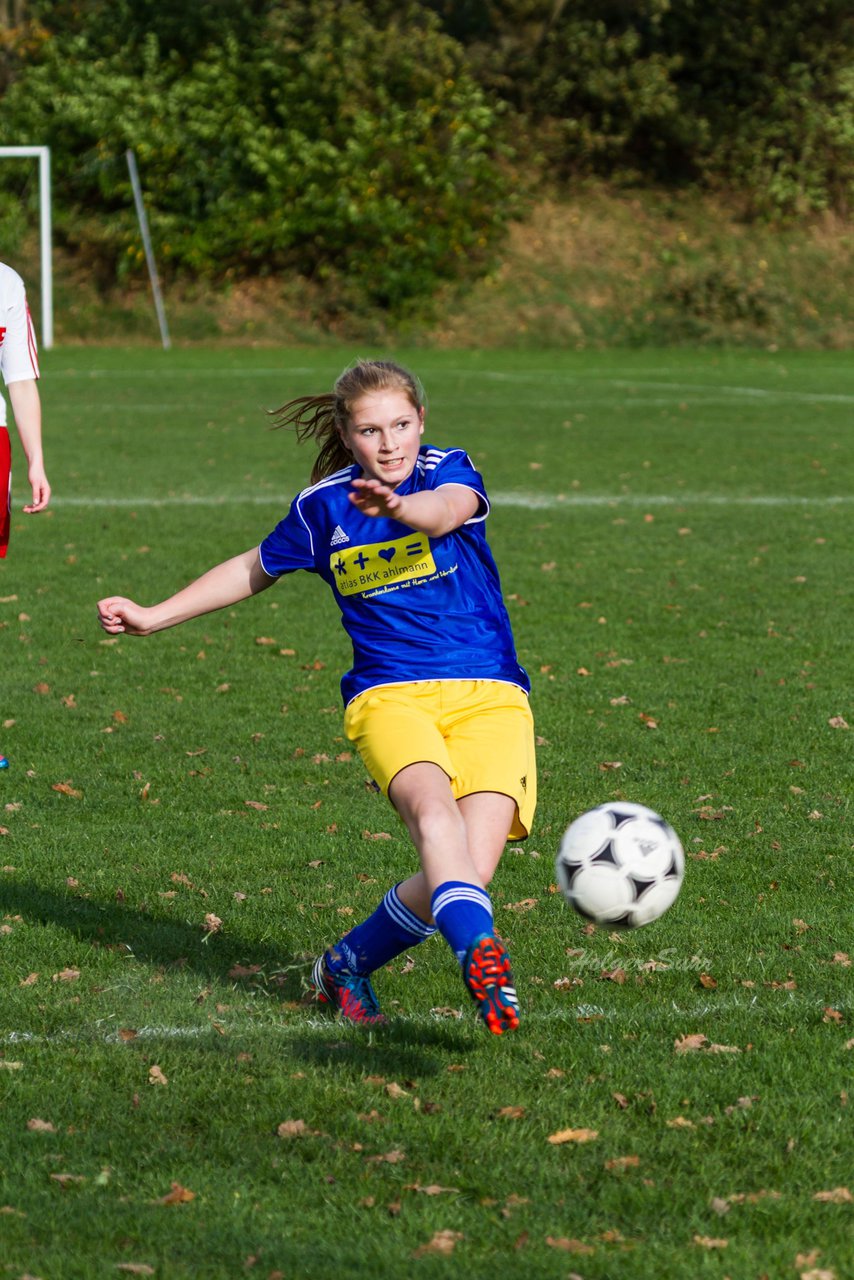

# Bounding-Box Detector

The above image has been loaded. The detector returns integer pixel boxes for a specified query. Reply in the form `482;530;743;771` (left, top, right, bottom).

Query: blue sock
431;881;494;964
326;883;436;977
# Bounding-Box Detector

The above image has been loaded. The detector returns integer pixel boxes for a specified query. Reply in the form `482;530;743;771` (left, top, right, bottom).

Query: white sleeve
0;266;40;388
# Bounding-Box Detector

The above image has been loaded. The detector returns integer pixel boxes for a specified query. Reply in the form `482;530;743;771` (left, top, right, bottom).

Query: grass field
1;346;852;1279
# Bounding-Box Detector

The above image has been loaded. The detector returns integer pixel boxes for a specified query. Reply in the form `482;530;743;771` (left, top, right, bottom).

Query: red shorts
0;428;10;558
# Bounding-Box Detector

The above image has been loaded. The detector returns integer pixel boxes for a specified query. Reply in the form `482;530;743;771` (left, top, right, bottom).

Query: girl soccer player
97;359;536;1035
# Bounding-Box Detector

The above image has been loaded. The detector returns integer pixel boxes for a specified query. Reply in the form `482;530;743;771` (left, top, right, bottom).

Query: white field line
48;367;854;404
49;492;854;510
0;991;845;1046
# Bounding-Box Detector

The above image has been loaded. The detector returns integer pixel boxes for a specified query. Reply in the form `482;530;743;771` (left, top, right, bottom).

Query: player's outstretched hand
97;596;154;636
348;476;403;520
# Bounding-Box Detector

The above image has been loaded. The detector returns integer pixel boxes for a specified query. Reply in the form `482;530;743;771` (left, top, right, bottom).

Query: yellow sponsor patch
330;532;435;597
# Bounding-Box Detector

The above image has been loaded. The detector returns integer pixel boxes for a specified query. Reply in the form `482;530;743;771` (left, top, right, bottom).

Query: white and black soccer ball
556;801;684;929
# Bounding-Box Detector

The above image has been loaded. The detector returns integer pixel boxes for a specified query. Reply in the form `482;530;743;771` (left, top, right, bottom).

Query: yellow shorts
343;680;536;840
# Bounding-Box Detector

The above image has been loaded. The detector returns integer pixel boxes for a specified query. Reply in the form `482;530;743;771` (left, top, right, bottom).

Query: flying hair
270;359;425;485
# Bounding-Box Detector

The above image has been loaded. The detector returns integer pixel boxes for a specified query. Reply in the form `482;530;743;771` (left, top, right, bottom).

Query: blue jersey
259;445;530;706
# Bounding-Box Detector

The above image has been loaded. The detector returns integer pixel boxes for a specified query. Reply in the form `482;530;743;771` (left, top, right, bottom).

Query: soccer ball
556;801;684;929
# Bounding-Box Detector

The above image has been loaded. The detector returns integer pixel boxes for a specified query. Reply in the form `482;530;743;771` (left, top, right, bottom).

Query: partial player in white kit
0;262;50;769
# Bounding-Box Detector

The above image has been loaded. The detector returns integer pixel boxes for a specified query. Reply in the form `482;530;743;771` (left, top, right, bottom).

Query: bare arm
348;479;480;536
97;547;274;636
7;379;50;512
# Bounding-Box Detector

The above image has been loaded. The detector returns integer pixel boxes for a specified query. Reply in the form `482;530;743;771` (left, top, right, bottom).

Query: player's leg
309;689;448;1024
391;773;520;1034
310;871;437;1026
454;791;521;1034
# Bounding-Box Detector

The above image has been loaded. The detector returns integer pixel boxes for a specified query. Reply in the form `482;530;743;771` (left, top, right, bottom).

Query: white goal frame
0;145;53;349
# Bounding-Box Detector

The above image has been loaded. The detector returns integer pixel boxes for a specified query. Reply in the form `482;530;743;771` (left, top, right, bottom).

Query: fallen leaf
604;1155;640;1171
412;1230;463;1258
52;968;81;983
497;1106;526;1120
276;1119;322;1139
548;1128;598;1145
724;1095;759;1115
365;1149;406;1164
813;1187;852;1204
157;1182;195;1205
405;1183;459;1196
202;913;222;934
674;1033;709;1054
727;1189;782;1204
0;1061;22;1071
52;781;82;799
545;1237;595;1254
27;1118;56;1133
693;1235;728;1249
116;1266;156;1276
148;1065;168;1087
828;716;849;729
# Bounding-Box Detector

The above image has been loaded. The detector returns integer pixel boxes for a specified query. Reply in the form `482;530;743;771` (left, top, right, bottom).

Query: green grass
1;346;852;1278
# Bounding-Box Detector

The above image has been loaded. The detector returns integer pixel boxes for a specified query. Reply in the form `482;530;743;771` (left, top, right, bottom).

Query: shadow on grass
286;1018;478;1073
1;878;495;1071
0;876;305;998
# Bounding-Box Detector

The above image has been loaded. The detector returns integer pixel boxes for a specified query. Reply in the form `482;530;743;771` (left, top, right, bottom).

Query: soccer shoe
463;933;520;1035
0;755;8;770
310;953;388;1027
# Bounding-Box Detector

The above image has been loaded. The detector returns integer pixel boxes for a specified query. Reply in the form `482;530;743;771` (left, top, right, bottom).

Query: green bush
0;1;511;311
428;0;854;218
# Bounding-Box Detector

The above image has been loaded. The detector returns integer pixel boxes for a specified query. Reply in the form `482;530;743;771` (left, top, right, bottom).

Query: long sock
325;883;436;977
431;880;494;964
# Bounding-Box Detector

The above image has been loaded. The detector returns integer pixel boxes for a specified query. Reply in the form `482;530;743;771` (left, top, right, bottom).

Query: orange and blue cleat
463;933;520;1035
310;953;388;1027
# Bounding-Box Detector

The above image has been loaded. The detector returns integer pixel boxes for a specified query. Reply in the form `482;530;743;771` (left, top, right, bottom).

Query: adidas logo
330;525;350;546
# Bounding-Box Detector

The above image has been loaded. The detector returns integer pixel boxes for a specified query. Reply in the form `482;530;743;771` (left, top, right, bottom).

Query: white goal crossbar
0;145;53;349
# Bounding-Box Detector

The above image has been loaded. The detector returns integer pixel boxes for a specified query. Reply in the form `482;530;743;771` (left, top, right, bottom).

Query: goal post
0;145;53;349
